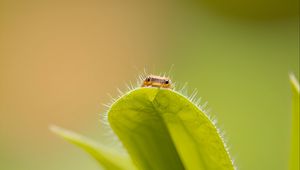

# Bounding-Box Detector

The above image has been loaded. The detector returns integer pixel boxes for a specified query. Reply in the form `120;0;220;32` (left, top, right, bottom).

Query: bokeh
0;0;298;170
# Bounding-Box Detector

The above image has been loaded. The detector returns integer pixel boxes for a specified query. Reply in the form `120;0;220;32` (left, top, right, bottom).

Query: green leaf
108;88;234;170
289;74;299;170
50;125;136;170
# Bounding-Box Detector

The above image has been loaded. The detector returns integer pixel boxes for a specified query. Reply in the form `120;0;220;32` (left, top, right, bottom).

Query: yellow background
0;0;298;169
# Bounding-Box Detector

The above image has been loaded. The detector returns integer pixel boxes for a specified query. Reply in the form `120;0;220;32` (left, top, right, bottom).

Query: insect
142;75;172;88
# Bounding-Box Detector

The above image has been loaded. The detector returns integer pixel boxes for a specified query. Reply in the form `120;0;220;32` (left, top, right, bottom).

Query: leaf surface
50;125;136;170
289;74;299;170
108;88;234;170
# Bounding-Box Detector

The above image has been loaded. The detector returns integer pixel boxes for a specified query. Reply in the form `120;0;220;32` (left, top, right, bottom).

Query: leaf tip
49;124;60;134
49;124;78;141
49;124;66;136
289;73;300;93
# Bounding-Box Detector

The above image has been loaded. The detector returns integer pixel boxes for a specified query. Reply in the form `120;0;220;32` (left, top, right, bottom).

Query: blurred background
0;0;298;170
